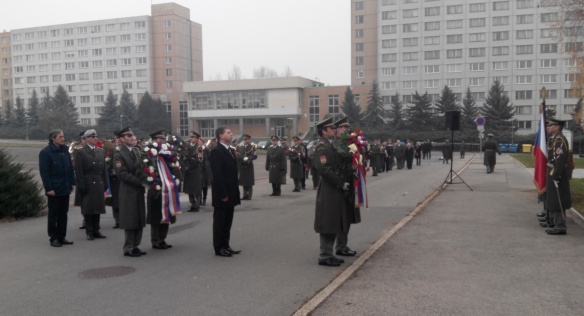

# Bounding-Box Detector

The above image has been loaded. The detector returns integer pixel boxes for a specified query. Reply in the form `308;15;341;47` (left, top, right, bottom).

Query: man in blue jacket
39;129;76;247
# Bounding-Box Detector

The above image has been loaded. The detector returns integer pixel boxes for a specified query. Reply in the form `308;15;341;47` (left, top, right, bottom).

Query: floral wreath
136;139;182;190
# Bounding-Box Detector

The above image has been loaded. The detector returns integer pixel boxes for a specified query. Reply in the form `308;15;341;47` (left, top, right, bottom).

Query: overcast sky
1;0;350;86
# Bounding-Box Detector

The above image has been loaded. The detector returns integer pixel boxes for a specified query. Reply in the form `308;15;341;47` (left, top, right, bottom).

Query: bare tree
227;65;243;80
252;66;279;79
280;65;294;77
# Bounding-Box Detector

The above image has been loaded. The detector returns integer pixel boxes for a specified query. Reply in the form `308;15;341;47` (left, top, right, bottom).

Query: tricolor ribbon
352;153;368;209
104;167;112;198
157;154;182;223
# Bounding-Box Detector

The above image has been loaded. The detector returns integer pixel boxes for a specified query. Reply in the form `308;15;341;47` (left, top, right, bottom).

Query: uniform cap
547;117;568;127
334;116;350;128
190;131;201;138
487;133;494;137
149;130;166;139
292;136;300;141
242;134;251;139
83;129;97;138
116;126;134;137
271;135;279;141
315;117;335;129
79;130;87;138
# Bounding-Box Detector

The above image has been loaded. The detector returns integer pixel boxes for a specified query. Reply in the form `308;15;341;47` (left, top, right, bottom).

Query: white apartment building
1;3;203;135
351;0;580;135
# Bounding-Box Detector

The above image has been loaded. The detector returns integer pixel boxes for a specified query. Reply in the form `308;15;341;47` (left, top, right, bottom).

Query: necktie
129;148;136;160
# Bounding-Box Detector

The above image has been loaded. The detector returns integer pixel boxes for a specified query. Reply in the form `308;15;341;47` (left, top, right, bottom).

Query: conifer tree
571;98;583;134
4;99;13;124
38;85;79;136
436;85;460;113
136;92;171;134
361;81;386;129
13;96;27;128
341;87;361;127
98;90;120;132
119;89;138;127
481;80;514;137
406;91;433;129
461;87;480;132
26;89;40;127
389;92;404;130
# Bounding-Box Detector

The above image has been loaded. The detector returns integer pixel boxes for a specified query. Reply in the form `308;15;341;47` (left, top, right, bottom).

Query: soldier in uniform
237;134;257;200
482;133;501;173
369;138;381;176
544;118;572;235
385;140;394;171
334;117;360;257
73;130;86;230
280;137;289;185
460;140;466;159
266;136;286;196
289;136;305;192
182;131;202;212
442;139;453;164
394;139;406;169
198;137;212;206
108;131;122;228
113;126;147;257
147;130;175;250
74;129;107;241
313;117;348;267
308;140;319;190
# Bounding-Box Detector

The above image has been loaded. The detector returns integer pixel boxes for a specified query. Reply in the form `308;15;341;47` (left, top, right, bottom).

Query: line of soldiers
265;135;310;196
537;118;572;235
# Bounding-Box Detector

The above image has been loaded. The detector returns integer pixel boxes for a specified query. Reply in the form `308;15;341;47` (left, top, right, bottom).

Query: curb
292;155;477;316
567;208;584;230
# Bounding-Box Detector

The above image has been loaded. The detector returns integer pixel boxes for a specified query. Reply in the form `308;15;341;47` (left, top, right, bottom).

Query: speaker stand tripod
440;128;472;191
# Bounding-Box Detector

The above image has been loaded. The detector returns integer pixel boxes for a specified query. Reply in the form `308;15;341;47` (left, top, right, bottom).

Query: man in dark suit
113;126;147;257
209;127;242;257
74;129;107;241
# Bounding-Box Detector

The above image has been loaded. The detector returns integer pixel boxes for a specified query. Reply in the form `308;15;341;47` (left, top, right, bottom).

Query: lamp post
120;114;123;130
287;117;293;139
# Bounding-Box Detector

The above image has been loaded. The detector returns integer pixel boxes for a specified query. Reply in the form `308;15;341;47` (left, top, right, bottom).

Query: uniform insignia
320;155;327;164
115;160;122;168
555;147;563;155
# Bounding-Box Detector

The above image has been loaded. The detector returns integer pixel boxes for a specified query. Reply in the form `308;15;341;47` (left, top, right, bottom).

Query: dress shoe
50;239;62;247
331;256;344;264
226;247;241;254
539;222;549;228
318;258;340;267
536;212;546;218
60;239;74;245
153;243;168;250
202;199;206;206
269;192;277;196
93;232;107;239
86;233;95;241
215;248;232;257
161;241;172;249
538;217;547;222
124;250;141;257
79;224;86;229
112;223;120;229
336;249;357;257
293;189;301;192
134;248;147;255
241;196;250;200
546;228;567;235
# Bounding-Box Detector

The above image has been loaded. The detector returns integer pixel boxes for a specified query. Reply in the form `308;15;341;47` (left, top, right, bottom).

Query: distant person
39;129;76;247
460;141;466;159
405;142;415;169
482;134;501;174
414;141;422;166
237;134;257;200
442;140;452;164
394;140;406;169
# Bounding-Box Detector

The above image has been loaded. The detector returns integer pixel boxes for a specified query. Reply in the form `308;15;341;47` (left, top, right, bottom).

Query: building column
265;118;271;137
239;117;244;135
213;119;218;131
293;116;298;137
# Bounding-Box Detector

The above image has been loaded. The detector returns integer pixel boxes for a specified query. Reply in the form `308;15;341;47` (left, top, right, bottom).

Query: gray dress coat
237;144;257;187
288;144;305;180
182;144;202;194
314;137;348;234
113;145;146;230
265;145;286;184
545;133;572;211
482;139;500;167
74;145;107;215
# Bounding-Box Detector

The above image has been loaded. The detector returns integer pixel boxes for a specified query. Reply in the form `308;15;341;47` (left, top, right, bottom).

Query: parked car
256;141;268;150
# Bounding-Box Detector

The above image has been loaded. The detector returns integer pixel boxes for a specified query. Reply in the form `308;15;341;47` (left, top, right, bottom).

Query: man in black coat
39;129;76;247
209;127;242;257
237;134;257;200
74;129;107;240
266;136;286;196
289;136;305;192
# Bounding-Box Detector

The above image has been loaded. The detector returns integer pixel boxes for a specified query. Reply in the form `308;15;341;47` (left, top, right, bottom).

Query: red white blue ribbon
157;155;181;223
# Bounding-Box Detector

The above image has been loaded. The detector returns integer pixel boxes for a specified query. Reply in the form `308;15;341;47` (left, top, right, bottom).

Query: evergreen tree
461;87;480;132
0;148;45;219
389;92;404;130
119;89;138;127
13;96;27;128
26;89;40;127
544;105;557;120
436;85;460;113
38;85;79;136
406;91;433;130
0;104;3;126
361;81;386;130
341;87;361;127
481;80;515;137
136;92;171;134
40;90;53;110
4;100;13;124
571;98;583;134
98;90;120;132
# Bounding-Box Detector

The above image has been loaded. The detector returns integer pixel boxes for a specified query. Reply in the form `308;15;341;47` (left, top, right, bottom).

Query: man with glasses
74;129;107;241
113;126;147;257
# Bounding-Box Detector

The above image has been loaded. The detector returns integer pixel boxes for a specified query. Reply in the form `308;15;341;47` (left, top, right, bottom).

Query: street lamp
120;114;123;130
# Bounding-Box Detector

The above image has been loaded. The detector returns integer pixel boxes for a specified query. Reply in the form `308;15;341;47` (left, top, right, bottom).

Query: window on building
516;60;533;69
328;95;340;114
541;59;557;68
424;36;440;45
424;22;440;31
424;65;439;74
402;52;417;61
469;3;486;12
403;9;418;18
382;68;396;76
447;20;463;29
515;90;533;100
516;45;533;55
424;50;440;60
469;48;486;57
492;46;509;56
517;14;533;24
424;7;440;16
516;75;533;84
493;1;509;11
447;5;463;14
493;61;509;70
403;66;418;75
469;18;486;27
447;78;462;87
493;16;509;26
402;37;418;47
447;34;462;44
403;23;418;32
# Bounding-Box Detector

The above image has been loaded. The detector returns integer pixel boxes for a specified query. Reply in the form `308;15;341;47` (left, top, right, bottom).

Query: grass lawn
511;154;584;215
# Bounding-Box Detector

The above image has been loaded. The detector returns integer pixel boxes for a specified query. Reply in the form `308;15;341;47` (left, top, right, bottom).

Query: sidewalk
313;154;584;315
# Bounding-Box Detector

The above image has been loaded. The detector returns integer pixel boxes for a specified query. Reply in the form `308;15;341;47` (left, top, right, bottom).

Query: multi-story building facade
184;77;371;139
0;31;12;112
351;0;579;134
3;2;202;136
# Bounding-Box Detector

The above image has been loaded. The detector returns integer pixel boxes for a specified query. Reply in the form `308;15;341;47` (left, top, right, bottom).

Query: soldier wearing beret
182;131;203;212
313;117;349;267
266;136;287;196
74;129;107;241
544;118;572;235
237;134;257;200
113;126;147;257
482;133;501;173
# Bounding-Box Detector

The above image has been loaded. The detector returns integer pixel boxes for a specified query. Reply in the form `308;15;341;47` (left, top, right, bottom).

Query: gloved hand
342;182;350;191
243;157;249;162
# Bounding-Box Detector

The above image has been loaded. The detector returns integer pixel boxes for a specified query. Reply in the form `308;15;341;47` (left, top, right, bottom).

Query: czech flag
533;103;547;194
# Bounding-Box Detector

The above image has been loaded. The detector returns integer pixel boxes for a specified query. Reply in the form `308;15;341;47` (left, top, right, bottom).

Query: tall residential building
2;2;202;136
0;31;12;112
351;0;579;135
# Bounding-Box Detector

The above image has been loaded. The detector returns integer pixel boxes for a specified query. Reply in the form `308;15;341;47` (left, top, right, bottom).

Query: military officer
394;139;406;169
313;117;348;267
482;133;501;173
334;117;361;257
308;140;319;189
237;134;257;200
545;118;572;235
289;136;305;192
182;131;202;212
113;126;147;257
385;139;394;171
280;136;289;184
109;131;122;228
74;130;87;230
369;138;381;176
147;130;175;249
265;136;286;196
74;129;107;240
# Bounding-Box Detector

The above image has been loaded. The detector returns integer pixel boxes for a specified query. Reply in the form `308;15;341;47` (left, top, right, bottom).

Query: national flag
532;103;547;194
